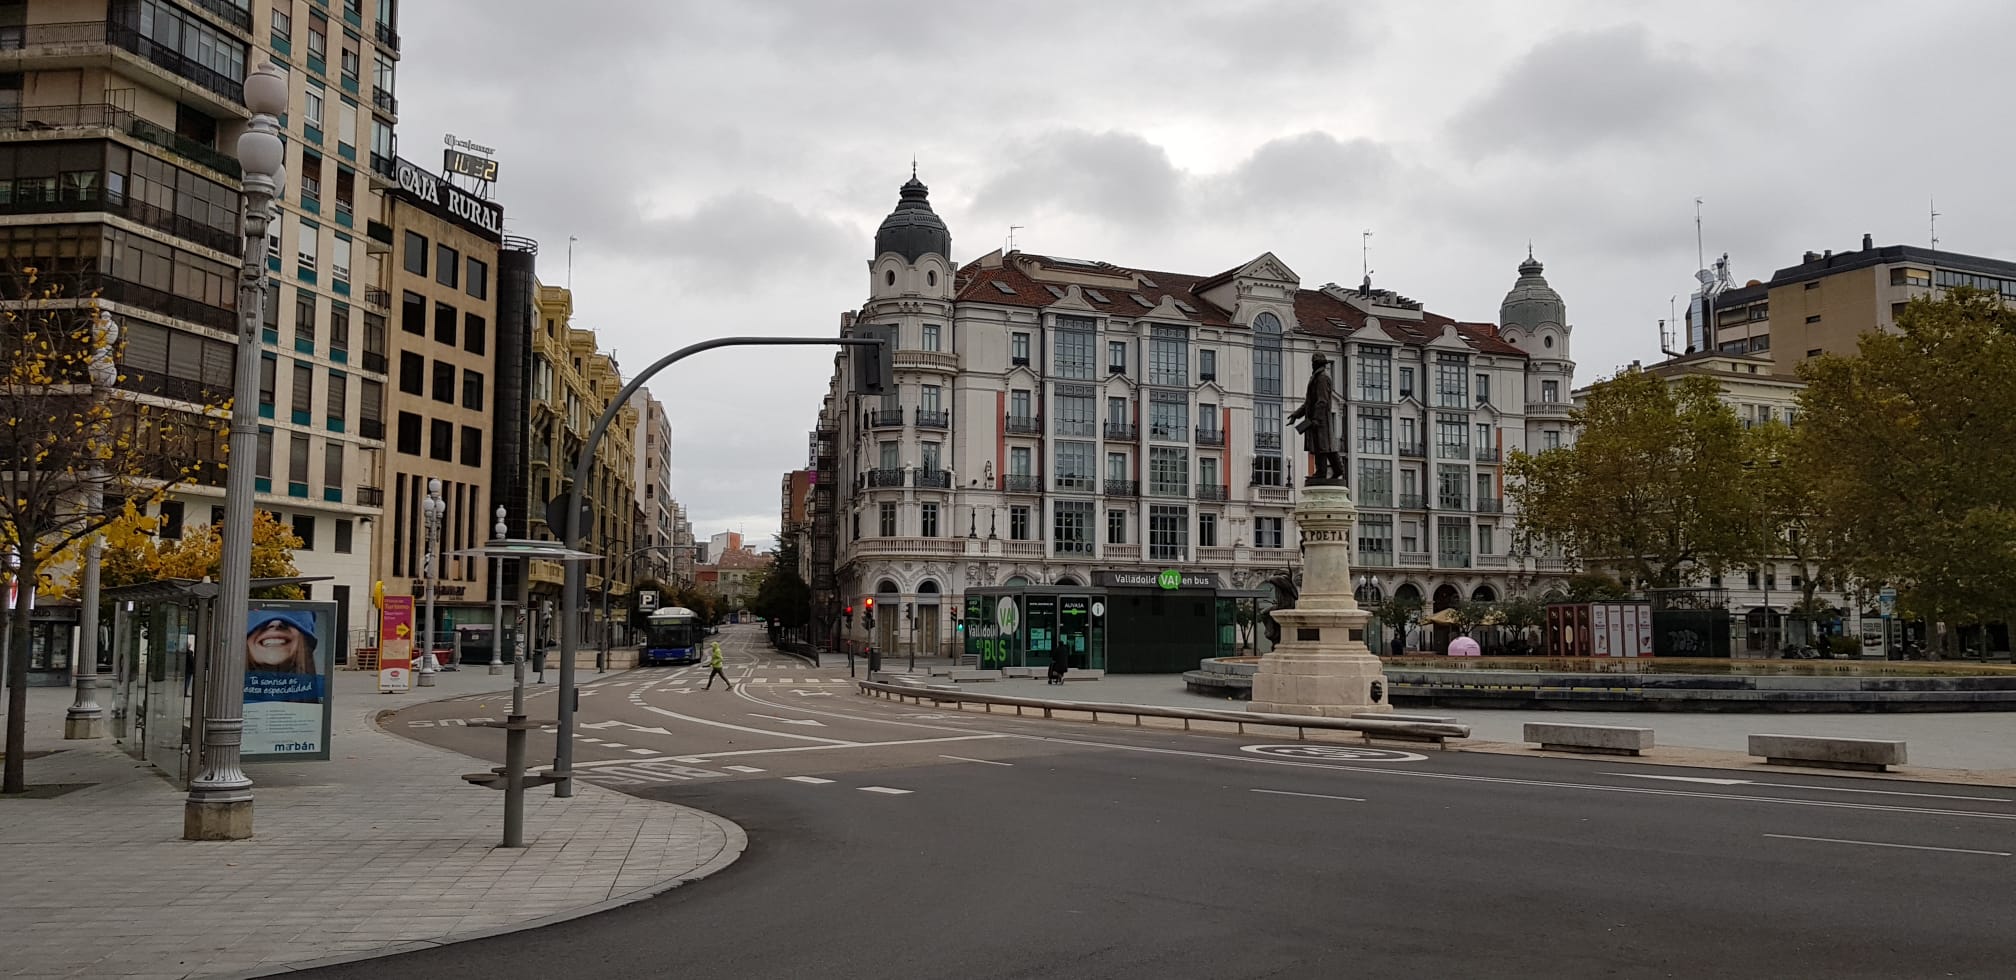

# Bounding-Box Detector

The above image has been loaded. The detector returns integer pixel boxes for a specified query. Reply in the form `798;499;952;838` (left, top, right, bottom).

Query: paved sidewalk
0;666;745;979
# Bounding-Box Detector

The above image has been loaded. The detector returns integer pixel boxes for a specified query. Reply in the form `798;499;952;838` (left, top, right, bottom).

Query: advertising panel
242;600;336;762
1592;604;1612;657
379;594;415;692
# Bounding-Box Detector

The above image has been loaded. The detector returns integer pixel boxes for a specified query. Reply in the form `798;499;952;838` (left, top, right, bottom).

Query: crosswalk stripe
784;776;834;785
724;765;766;773
859;786;912;795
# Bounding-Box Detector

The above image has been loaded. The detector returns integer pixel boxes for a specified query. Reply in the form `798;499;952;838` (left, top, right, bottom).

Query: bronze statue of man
1287;352;1345;483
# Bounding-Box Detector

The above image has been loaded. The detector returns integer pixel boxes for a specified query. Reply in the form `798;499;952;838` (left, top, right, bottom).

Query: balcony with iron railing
1103;479;1138;497
1195;484;1228;502
867;468;906;488
1195;427;1224;447
1005;414;1041;435
1103;421;1136;440
0;184;239;254
371;85;398;116
1438;495;1469;511
1147;482;1190;499
1255;431;1282;451
1398;443;1425;458
0;102;241;177
914;409;950;429
1149;423;1188;442
192;0;254;31
374;20;401;52
369;151;397;184
869;409;904;429
1055;418;1095;437
1003;474;1042;494
15;21;253;107
1055;474;1095;492
1475;447;1502;463
363;287;391;310
356;485;384;506
914;469;952;489
1438;442;1471;460
1397;493;1427;509
1476;497;1504;514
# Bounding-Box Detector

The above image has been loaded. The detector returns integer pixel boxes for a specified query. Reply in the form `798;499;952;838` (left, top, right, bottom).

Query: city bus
640;606;704;666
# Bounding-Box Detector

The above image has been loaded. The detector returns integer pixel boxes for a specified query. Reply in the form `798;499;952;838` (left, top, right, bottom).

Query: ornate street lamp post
418;479;445;685
185;61;287;840
64;311;119;739
490;506;508;675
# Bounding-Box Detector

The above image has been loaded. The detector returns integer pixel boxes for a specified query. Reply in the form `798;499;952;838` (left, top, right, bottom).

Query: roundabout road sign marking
1240;744;1426;763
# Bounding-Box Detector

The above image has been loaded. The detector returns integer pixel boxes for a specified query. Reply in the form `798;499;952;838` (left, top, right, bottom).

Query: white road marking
1603;774;1750;786
859;786;912;795
627;748;656;755
723;765;767;773
674;734;1008;762
747;713;826;727
601;742;628;749
1763;834;2011;857
940;755;1013;767
785;776;835;785
1605;773;2013;802
632;702;857;746
1252;788;1366;803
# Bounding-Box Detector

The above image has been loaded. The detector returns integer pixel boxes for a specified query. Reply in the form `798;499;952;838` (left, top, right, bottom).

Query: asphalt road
312;625;2016;979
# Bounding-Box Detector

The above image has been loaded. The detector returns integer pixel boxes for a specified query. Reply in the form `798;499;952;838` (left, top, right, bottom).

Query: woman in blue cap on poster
244;610;324;703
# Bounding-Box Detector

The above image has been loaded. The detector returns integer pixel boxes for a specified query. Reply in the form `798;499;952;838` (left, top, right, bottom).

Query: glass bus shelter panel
140;603;197;783
1057;596;1092;669
1025;594;1058;667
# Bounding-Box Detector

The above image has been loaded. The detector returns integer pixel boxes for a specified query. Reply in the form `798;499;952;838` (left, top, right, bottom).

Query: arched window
885;269;896;286
1471;585;1498;603
1252;312;1284;396
918;580;940;594
876;578;900;594
1054;575;1080;587
927;270;937;287
1004;575;1030;587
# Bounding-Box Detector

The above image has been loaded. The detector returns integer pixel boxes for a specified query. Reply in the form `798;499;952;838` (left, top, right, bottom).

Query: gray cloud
968;130;1184;232
388;1;2016;543
1447;24;1719;159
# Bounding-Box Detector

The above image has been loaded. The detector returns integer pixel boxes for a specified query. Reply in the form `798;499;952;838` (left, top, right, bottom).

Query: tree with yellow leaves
1;265;228;794
151;509;306;599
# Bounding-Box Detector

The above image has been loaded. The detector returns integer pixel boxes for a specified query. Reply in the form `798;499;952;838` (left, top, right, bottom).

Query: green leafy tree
1742;419;1841;640
1371;592;1423;651
1507;369;1754;589
1796;286;2016;656
1564;571;1630;601
750;539;810;631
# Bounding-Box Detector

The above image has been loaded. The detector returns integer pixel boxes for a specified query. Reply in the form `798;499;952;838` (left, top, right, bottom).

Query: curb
221;682;751;979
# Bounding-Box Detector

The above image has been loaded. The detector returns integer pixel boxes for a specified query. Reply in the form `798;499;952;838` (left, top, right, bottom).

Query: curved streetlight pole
185;61;287;840
551;335;883;797
418;479;445;685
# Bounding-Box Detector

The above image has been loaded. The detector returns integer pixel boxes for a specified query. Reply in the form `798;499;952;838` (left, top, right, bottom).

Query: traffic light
843;604;854;627
863;597;876;630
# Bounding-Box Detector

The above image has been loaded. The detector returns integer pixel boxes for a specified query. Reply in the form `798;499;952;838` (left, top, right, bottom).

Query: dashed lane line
859;786;913;795
784;776;834;785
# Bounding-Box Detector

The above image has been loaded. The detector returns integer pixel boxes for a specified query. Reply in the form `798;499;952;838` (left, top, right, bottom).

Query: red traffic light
844;604;853;615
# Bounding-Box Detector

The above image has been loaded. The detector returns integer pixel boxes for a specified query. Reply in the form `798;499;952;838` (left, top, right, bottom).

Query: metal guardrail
854;680;1471;741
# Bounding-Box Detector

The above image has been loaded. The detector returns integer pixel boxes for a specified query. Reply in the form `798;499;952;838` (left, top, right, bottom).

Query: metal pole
502;551;529;847
555;335;885;798
67;312;116;739
186;62;286;839
597;561;609;673
419;480;442;685
490;508;507;675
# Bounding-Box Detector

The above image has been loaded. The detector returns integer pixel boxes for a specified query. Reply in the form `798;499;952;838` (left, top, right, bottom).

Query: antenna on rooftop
1007;225;1025;252
1361;229;1373;290
1930;197;1941;254
1694;197;1706;273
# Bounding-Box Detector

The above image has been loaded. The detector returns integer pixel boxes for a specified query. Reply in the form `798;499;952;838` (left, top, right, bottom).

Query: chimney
1862;233;1874;251
1803;251;1822;263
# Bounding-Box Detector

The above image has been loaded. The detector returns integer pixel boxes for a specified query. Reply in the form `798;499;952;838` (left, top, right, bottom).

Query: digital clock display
443;148;499;182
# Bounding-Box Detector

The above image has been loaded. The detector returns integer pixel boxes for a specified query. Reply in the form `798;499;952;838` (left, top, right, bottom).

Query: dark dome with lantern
874;174;951;263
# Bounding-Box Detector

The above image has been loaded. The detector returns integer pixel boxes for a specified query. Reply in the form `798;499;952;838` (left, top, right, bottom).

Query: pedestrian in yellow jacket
703;640;733;691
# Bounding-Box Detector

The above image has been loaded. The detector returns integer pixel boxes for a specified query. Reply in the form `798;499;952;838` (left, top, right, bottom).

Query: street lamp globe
242;61;288;118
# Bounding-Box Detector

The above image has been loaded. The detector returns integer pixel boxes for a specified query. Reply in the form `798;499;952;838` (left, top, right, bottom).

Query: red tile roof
952;252;1525;358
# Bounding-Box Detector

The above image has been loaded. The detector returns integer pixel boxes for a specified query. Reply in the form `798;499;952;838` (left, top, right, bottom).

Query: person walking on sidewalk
703;640;734;691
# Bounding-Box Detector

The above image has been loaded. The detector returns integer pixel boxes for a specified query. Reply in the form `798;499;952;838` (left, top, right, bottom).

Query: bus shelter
106;576;330;786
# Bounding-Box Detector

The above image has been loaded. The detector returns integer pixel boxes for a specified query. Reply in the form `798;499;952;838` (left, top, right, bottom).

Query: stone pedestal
62;714;108;739
183;800;255;841
1248;484;1393;717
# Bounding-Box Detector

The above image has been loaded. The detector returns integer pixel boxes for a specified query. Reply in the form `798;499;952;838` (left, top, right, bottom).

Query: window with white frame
1149;446;1188;497
1054;500;1094;555
1357;346;1392;402
921;324;941;351
1054;316;1096;379
1148;325;1187;386
1255;516;1284;549
1149;505;1188;560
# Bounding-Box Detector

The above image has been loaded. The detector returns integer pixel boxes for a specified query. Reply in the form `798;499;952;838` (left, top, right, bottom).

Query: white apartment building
820;176;1578;656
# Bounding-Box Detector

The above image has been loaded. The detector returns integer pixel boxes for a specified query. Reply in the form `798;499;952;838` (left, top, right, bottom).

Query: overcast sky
394;0;2016;548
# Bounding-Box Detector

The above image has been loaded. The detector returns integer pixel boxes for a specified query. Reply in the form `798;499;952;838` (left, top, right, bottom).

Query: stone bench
1524;722;1655;756
1061;669;1104;681
1749;734;1907;772
947;669;1002;683
1002;667;1041;678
